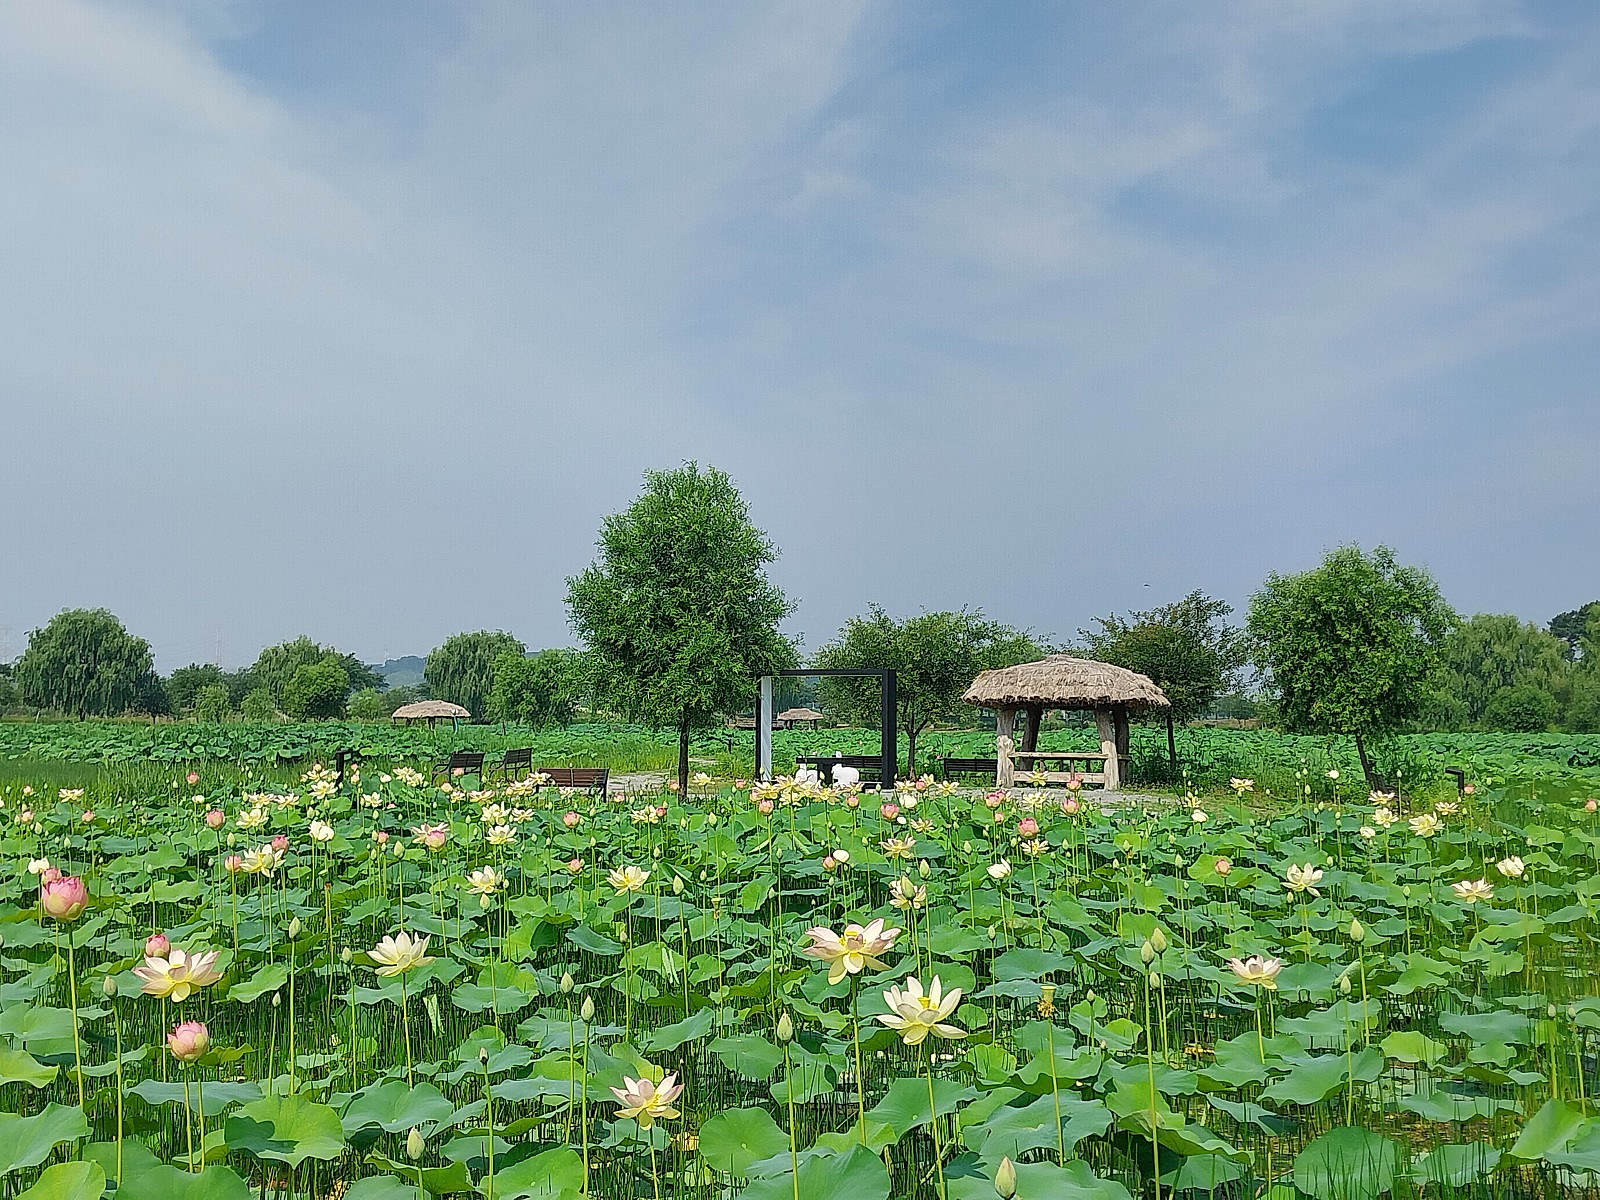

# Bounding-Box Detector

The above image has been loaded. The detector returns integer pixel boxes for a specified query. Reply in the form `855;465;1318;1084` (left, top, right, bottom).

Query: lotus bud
1339;973;1351;996
479;1047;489;1065
1150;928;1168;955
288;917;302;939
995;1156;1018;1198
559;971;575;994
1549;1003;1559;1018
1348;918;1365;943
918;859;930;878
580;995;595;1022
341;947;352;965
406;1127;426;1161
1140;940;1155;964
272;991;281;1007
102;974;118;999
672;875;684;895
776;1012;793;1044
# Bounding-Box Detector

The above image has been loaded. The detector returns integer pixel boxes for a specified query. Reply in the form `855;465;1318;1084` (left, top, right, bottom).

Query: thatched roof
777;707;827;722
963;656;1170;711
391;700;471;721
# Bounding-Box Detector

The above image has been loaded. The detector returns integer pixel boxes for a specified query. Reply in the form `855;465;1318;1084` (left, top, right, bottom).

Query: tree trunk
1166;712;1177;771
1353;732;1377;792
677;712;691;798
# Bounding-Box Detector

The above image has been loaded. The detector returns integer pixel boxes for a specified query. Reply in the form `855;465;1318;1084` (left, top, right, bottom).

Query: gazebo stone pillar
995;706;1016;788
1095;707;1121;792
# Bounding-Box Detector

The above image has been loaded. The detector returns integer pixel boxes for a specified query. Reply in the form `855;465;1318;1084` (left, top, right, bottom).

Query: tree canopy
815;606;1044;776
489;649;582;728
424;631;526;719
14;608;162;717
252;637;378;707
1424;613;1571;730
1080;591;1244;723
1550;602;1600;661
1248;545;1455;785
282;660;349;720
567;463;794;794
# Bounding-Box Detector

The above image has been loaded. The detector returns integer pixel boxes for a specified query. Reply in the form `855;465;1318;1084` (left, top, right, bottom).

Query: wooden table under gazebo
962;656;1170;791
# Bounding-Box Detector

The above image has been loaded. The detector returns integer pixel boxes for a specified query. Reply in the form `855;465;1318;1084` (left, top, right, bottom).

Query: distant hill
374;656;426;689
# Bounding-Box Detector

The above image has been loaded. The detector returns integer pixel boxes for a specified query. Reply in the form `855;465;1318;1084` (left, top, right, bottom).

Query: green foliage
815;605;1043;773
346;687;389;722
489;649;580;727
166;663;227;713
240;688;276;721
1080;591;1244;723
1482;683;1558;732
423;631;526;718
192;684;232;723
282;661;348;720
251;638;378;709
1549;601;1600;660
1248;546;1455;779
14;608;162;717
567;462;794;792
1425;613;1571;729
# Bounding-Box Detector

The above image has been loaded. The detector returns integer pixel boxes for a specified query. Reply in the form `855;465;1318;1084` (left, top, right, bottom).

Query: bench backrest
449;751;486;769
502;748;533;766
539;767;608;790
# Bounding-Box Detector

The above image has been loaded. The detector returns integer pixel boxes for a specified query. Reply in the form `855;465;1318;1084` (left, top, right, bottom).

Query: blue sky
2;0;1596;670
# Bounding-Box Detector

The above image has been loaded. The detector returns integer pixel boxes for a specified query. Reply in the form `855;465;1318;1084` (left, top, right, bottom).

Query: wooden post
1165;710;1177;771
1022;705;1042;753
996;707;1016;788
1114;705;1130;789
1096;707;1120;792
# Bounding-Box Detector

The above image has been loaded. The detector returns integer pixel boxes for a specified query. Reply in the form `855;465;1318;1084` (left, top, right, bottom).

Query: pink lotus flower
822;854;838;872
1017;818;1039;837
734;779;748;790
372;831;390;845
41;867;62;885
40;875;88;922
452;767;466;777
567;856;585;873
186;772;200;786
1215;857;1232;876
270;835;289;852
845;794;860;809
411;823;449;852
81;810;95;824
665;780;680;793
167;1020;209;1062
984;791;1005;809
757;798;774;815
1060;796;1080;815
562;811;582;828
1065;774;1084;792
205;810;226;830
880;803;900;821
610;1072;683;1128
1588;799;1597;813
146;932;171;958
224;854;243;873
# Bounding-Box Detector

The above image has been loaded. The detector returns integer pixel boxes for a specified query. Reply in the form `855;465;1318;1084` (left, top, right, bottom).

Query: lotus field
5;763;1600;1199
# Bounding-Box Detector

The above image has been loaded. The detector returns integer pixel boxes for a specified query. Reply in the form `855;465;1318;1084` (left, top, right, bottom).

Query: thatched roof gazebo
963;656;1170;791
776;706;827;729
391;700;470;729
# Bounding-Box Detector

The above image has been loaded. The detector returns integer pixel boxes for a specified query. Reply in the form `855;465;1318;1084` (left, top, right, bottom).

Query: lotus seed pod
406;1127;425;1161
1349;918;1365;943
995;1155;1018;1198
1150;928;1168;955
559;972;575;994
1040;983;1056;1004
580;995;595;1022
288;917;302;938
776;1012;794;1044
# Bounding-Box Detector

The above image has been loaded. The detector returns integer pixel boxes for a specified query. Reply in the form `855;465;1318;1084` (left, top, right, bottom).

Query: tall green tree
567;463;794;795
1081;590;1245;765
167;663;227;714
14;608;163;717
251;637;377;707
1248;546;1456;787
815;606;1044;776
489;649;582;728
1425;614;1571;729
424;631;526;719
282;661;349;720
1550;602;1600;661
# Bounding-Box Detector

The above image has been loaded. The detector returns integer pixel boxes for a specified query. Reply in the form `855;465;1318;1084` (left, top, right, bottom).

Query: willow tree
14;608;160;716
567;463;793;795
424;630;526;719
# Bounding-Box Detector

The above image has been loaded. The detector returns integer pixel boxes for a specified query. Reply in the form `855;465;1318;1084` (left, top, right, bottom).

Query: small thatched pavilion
391;700;470;729
776;706;827;730
962;656;1170;791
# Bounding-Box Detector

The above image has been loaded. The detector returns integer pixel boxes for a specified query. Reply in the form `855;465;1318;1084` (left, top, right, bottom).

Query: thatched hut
391;700;471;729
776;706;827;730
962;656;1169;791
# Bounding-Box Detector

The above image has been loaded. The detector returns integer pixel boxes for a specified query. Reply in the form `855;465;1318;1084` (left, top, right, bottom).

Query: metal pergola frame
755;668;897;785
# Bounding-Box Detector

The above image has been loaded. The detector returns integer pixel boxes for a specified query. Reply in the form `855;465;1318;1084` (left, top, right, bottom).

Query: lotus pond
2;764;1600;1199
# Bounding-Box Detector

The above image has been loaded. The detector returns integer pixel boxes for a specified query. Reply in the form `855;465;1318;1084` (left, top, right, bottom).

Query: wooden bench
937;756;997;783
490;747;533;781
1010;750;1116;785
432;750;486;782
795;754;886;785
537;767;609;795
